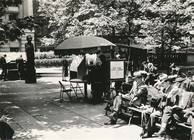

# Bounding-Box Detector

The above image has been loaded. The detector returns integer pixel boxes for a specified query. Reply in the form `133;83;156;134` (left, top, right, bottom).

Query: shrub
35;51;58;59
35;58;63;67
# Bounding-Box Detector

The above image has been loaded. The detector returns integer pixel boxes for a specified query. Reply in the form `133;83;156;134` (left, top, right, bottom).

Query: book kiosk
108;60;126;98
69;57;88;100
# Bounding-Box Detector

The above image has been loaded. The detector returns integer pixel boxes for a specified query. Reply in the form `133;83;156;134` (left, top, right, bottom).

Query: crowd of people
104;60;194;139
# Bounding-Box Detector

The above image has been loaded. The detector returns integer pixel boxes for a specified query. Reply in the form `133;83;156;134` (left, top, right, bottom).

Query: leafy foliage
139;0;194;50
39;0;146;45
0;0;36;42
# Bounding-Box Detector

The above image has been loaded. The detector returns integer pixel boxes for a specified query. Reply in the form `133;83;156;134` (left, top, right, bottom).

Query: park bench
126;106;192;139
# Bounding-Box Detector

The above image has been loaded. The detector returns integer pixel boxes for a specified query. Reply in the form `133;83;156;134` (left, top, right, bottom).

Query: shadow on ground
0;78;118;140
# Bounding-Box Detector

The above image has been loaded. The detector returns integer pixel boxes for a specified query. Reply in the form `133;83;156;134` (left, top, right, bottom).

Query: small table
70;79;88;100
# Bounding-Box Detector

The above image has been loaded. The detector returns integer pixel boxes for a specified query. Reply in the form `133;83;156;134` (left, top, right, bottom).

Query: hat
133;71;142;78
139;70;148;75
170;63;175;68
174;77;186;83
148;62;153;67
165;75;177;82
159;73;168;81
192;75;194;81
154;73;167;82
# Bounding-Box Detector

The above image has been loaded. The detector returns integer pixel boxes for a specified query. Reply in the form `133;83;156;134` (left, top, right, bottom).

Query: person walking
0;54;7;81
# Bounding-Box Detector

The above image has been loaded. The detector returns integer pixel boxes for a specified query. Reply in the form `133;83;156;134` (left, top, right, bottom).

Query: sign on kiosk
110;60;125;81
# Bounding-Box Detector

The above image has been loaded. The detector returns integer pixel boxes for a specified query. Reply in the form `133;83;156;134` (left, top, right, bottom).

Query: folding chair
59;81;72;102
69;79;85;99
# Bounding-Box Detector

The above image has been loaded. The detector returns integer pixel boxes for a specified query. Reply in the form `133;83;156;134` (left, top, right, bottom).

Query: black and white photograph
0;0;194;139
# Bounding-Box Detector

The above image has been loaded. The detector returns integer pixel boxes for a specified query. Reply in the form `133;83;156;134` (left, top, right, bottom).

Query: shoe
140;129;146;137
141;133;152;138
104;121;116;125
140;132;144;137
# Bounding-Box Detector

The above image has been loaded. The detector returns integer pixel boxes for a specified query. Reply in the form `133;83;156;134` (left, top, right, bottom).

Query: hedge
35;58;63;67
35;57;73;67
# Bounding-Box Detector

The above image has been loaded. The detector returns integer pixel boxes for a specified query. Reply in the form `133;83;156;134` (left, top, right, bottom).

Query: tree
0;0;35;42
139;0;194;51
38;0;194;50
38;0;145;45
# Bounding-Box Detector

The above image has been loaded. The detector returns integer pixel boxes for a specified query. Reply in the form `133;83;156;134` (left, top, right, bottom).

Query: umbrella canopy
55;36;116;55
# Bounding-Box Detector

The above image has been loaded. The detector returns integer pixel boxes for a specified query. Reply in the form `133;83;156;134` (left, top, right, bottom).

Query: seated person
184;106;194;140
154;73;168;91
156;78;194;137
140;97;163;138
121;71;148;107
140;76;176;138
169;63;180;75
104;71;148;125
145;64;159;86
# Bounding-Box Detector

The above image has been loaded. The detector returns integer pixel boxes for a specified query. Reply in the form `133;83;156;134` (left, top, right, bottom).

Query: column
22;0;33;17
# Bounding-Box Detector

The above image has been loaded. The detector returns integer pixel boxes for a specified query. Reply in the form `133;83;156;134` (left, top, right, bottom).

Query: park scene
0;0;194;140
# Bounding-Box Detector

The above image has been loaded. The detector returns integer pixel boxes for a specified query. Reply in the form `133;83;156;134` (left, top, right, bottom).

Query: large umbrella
54;36;116;55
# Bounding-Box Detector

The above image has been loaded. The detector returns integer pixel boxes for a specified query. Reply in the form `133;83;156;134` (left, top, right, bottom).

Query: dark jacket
0;121;14;139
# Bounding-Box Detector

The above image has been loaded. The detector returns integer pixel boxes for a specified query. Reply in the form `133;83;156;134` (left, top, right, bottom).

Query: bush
35;58;63;67
35;51;58;59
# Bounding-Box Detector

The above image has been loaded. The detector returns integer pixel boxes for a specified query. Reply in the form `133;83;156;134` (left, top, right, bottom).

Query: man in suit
156;78;194;136
0;116;14;140
104;71;148;125
16;55;24;80
0;54;7;81
140;76;176;138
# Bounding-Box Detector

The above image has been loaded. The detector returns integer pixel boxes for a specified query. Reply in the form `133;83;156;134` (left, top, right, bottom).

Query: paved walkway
0;77;165;140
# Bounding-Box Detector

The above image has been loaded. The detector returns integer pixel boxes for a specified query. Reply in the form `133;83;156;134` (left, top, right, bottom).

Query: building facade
0;0;34;52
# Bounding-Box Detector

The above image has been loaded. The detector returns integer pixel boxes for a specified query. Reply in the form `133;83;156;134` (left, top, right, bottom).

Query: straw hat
164;75;177;82
158;73;168;81
139;70;148;75
133;71;142;78
174;77;186;83
191;75;194;81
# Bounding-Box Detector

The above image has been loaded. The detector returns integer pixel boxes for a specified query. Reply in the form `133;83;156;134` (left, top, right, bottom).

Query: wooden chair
58;81;72;102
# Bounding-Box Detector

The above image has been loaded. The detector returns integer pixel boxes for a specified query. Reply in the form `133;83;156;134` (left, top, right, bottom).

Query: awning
55;36;116;55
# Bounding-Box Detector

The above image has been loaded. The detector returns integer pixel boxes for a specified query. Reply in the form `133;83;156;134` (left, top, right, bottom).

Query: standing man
0;54;7;81
25;35;36;83
16;55;24;80
62;58;68;81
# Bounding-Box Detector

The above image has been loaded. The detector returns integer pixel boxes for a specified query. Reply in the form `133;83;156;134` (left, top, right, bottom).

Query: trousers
142;108;162;135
